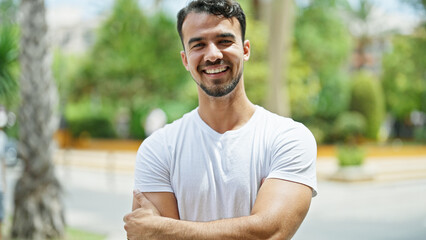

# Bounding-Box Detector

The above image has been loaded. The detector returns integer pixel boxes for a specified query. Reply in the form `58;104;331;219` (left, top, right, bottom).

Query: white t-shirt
134;106;317;222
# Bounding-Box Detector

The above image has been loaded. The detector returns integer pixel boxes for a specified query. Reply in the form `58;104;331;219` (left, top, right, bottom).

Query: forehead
181;12;241;44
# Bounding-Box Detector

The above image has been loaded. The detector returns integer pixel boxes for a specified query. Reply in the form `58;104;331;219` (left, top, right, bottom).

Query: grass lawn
63;227;106;240
2;225;106;240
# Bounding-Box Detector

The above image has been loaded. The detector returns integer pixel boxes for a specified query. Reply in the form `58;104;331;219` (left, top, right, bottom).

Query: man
124;0;317;239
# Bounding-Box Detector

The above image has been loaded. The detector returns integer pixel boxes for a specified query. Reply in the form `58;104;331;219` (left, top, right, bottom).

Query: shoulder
256;107;316;150
258;107;314;139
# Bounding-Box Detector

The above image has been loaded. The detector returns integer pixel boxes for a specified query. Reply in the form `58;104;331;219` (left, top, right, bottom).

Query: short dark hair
177;0;246;46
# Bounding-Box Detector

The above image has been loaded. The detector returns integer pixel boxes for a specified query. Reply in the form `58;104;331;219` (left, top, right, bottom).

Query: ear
180;51;189;71
243;40;250;61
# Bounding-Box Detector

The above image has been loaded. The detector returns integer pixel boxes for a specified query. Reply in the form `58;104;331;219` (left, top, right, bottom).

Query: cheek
187;54;202;72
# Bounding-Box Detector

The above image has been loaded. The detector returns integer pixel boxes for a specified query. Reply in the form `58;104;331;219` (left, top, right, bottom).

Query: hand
123;190;162;240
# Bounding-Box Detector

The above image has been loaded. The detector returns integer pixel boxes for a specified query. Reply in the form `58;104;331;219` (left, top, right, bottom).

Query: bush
129;107;147;139
350;71;385;140
68;116;116;139
414;126;426;143
333;111;366;143
337;145;365;167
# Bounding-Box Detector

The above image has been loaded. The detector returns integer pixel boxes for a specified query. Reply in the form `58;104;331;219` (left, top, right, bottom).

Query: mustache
198;59;229;70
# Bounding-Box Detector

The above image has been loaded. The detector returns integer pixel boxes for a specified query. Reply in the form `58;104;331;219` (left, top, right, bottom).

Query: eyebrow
187;33;236;46
217;33;236;40
188;37;203;46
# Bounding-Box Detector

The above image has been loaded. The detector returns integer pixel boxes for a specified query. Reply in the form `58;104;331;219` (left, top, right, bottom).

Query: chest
168;133;270;220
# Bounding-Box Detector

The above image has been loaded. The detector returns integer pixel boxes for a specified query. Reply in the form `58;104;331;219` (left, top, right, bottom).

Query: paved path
296;179;426;240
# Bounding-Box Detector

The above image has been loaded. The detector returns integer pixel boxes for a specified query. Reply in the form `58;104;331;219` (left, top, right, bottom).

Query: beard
197;69;243;97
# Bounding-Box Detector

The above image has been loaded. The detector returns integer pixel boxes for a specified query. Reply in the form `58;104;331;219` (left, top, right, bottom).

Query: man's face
180;12;250;97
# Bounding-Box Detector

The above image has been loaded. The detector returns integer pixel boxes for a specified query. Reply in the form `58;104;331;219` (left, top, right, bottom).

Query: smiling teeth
205;67;227;74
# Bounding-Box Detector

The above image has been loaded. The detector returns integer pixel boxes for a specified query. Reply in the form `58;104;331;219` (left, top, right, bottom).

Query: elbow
246;215;290;240
248;211;308;240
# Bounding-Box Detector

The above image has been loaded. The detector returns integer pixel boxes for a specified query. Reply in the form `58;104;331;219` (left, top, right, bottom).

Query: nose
204;43;223;63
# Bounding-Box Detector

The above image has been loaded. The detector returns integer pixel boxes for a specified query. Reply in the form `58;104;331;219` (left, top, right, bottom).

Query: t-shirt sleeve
267;122;318;197
134;131;173;193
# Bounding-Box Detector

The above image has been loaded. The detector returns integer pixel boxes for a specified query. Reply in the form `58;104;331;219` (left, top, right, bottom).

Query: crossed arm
124;178;312;240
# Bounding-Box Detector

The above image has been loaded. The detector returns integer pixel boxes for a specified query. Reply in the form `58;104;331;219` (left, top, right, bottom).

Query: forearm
126;180;312;240
153;214;287;240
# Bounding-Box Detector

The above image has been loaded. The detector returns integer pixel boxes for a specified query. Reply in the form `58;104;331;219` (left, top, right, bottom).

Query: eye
191;43;204;49
219;40;232;44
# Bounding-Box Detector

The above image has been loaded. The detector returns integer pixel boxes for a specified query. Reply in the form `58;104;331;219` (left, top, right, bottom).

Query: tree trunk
267;0;294;117
11;0;65;239
252;0;262;20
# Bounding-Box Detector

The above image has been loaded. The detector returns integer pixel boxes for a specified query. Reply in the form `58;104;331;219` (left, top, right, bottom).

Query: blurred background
0;0;425;239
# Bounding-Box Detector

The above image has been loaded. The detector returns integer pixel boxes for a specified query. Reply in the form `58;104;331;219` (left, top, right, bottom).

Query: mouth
202;66;229;75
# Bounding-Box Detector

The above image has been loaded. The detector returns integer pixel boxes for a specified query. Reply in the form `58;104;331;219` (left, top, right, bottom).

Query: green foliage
350;71;385;139
243;1;354;143
337;145;365;166
0;18;19;108
52;50;83;111
333;111;366;143
296;6;352;73
295;3;353;120
315;70;351;119
65;99;117;138
0;0;17;23
68;116;116;139
244;16;268;106
244;1;352;122
72;0;188;103
66;0;197;138
381;33;426;120
287;47;321;120
129;106;148;139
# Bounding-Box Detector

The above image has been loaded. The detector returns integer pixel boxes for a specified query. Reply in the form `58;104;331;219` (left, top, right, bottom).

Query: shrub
350;71;385;140
129;108;147;139
333;111;366;143
337;145;365;167
68;116;116;139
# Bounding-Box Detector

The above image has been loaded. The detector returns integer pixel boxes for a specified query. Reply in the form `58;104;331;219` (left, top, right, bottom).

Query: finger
133;189;151;207
123;213;129;223
133;190;161;216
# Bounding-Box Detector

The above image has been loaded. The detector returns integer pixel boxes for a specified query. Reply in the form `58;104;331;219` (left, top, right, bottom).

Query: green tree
244;0;352;133
287;47;320;121
12;0;65;238
68;0;192;138
72;0;188;106
295;1;353;120
381;31;426;120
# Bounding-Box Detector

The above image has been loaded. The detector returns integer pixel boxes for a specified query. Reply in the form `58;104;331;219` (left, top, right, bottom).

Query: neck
197;82;255;134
